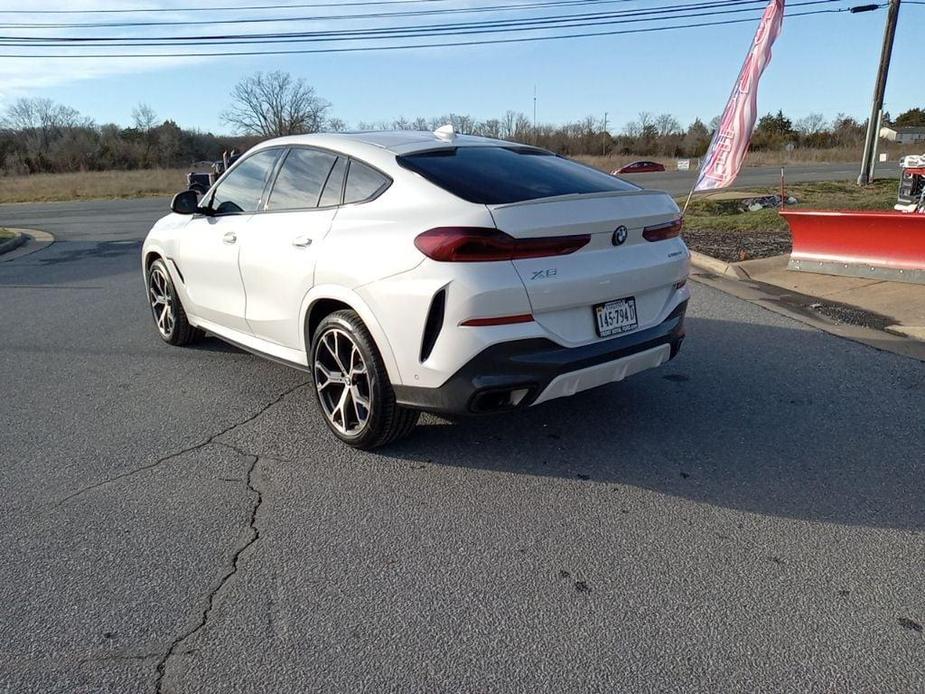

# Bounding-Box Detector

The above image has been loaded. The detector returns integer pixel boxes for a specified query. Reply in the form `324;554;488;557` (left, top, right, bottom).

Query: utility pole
602;111;608;156
532;85;537;145
858;0;901;185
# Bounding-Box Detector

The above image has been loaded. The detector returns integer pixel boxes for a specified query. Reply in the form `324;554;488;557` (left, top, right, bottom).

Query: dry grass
682;179;898;233
0;169;187;204
1;143;919;204
0;227;15;240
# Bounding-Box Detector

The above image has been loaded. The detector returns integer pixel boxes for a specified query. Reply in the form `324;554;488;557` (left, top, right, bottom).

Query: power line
0;0;691;29
0;0;801;40
0;0;461;14
0;0;847;47
0;7;869;58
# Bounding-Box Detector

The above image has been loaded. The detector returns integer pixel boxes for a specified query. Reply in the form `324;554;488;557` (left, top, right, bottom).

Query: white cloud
0;0;218;104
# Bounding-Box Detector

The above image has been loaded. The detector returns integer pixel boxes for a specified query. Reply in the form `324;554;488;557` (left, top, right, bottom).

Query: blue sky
0;0;921;134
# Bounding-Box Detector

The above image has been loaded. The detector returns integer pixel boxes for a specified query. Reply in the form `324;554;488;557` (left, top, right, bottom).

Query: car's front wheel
146;258;201;346
310;310;419;449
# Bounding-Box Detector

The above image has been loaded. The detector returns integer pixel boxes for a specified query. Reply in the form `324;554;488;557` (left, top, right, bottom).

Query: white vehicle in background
142;127;690;449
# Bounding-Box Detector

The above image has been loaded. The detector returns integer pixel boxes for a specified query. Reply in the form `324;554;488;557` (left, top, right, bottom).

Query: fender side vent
419;288;446;362
167;257;185;284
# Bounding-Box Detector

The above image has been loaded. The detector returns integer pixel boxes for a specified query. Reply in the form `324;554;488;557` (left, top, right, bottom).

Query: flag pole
682;185;696;216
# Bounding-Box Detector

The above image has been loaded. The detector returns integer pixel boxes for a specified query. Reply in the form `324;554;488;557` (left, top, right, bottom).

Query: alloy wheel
148;266;175;338
314;328;371;435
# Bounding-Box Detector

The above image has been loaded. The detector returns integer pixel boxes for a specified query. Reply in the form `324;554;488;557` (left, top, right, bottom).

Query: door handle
292;235;313;248
222;231;237;245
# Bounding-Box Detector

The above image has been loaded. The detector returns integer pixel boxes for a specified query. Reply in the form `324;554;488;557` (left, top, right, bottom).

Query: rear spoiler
488;188;671;211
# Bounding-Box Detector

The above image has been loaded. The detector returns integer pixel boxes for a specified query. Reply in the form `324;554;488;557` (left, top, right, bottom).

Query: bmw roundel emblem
612;225;628;246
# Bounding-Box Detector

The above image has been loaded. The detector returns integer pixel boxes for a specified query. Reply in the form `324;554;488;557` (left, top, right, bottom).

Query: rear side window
268;148;337;211
319;157;347;207
344;160;389;204
210;149;281;214
397;147;638;205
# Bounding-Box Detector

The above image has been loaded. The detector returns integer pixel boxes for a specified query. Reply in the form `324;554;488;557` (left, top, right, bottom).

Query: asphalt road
630;162;899;196
1;198;923;694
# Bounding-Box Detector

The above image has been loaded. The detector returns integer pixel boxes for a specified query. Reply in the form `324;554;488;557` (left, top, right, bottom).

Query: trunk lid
488;190;688;345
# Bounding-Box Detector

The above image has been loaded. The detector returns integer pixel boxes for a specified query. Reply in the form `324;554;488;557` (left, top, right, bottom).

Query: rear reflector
460;314;534;327
415;227;590;262
643;218;683;242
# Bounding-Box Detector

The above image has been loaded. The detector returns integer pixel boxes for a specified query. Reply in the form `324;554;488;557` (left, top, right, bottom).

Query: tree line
1;70;923;176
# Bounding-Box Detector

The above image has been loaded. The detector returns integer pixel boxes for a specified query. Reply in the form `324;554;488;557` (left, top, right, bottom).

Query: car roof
250;130;527;157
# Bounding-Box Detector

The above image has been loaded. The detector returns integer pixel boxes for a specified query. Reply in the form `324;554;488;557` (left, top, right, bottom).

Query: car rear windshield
397;146;638;205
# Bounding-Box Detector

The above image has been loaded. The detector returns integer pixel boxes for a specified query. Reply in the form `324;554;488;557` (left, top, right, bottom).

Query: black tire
310;309;420;449
145;258;202;346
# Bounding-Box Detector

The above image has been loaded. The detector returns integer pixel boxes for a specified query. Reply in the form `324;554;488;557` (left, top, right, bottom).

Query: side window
210;149;280;215
319;157;347;207
267;148;337;211
344;160;389;204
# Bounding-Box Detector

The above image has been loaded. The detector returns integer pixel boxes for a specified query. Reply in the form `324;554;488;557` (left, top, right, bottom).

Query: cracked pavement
1;198;923;693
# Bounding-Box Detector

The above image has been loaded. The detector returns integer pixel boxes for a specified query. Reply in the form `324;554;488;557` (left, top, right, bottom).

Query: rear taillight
414;227;590;262
643;218;683;242
460;314;534;327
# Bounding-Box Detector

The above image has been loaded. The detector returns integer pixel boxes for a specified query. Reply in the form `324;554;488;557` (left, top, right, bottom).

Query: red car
612;161;666;175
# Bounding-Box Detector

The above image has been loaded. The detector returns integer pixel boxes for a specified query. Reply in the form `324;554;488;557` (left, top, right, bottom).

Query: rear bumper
393;299;687;416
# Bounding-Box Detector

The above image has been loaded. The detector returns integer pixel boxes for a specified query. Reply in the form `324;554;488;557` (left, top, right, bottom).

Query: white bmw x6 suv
143;128;690;449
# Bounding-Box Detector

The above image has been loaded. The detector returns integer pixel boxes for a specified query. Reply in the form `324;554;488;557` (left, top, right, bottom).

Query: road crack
55;380;308;506
152;450;265;694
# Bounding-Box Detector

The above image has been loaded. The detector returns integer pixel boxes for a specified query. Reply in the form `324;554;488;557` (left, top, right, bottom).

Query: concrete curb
0;229;26;255
885;325;925;341
0;228;55;263
688;250;749;280
688;247;925;360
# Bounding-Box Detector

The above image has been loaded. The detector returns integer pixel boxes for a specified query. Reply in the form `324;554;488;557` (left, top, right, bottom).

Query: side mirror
171;190;202;215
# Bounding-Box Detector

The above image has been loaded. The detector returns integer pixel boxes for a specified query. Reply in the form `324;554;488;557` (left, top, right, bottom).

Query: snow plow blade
781;209;925;285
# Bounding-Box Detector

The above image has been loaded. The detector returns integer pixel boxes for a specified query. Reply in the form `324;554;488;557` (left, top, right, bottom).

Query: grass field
682;179;898;233
0;169;187;204
0;152;908;205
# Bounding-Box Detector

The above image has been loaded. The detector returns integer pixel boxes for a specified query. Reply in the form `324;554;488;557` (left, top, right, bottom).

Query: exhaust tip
470;387;532;413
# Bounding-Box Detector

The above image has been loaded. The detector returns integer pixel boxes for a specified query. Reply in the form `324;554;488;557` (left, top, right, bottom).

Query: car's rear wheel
146;258;201;346
311;310;419;449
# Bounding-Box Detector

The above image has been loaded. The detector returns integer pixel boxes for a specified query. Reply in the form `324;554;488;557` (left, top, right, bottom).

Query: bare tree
637;112;655;132
2;97;91;157
655;113;681;137
622;120;641;138
393;115;412;130
131;103;159;166
131;103;158;132
3;97;87;133
221;71;333;137
795;112;828;135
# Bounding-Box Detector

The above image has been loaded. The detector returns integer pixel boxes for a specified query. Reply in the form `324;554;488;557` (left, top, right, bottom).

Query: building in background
880;126;925;144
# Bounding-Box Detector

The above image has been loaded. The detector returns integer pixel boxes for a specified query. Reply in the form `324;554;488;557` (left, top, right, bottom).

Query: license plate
594;297;638;337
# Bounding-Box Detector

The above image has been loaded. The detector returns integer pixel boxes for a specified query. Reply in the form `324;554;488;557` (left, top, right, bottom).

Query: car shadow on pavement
0;239;143;286
375;316;925;531
187;335;249;355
